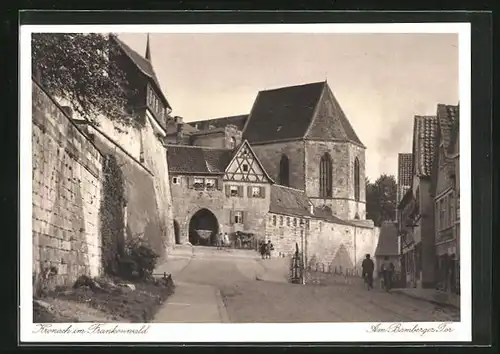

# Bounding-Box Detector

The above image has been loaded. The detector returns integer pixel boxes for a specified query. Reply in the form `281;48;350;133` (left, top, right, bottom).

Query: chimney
176;123;184;145
174;116;183;124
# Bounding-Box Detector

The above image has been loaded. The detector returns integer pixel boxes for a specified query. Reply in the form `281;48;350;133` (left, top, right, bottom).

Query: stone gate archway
188;208;219;246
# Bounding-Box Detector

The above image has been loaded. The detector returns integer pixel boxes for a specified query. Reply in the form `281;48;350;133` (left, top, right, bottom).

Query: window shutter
247;186;252;198
187;177;194;189
225;185;231;197
238;186;243;197
243;211;247;224
217;177;223;191
260;186;265;198
229;210;234;224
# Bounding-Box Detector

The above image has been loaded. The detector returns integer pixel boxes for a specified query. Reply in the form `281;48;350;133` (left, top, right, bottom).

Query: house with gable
34;34;177;263
166;140;274;245
431;103;460;294
398;115;439;289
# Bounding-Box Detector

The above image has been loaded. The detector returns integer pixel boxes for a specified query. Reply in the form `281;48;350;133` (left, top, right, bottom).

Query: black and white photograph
20;23;471;343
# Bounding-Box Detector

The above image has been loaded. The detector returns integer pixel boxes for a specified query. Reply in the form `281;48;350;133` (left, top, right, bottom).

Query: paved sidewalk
392;288;460;309
154;245;194;277
153;281;229;323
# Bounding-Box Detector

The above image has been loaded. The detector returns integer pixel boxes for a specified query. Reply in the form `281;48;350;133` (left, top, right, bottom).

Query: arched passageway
188;209;219;246
173;220;181;244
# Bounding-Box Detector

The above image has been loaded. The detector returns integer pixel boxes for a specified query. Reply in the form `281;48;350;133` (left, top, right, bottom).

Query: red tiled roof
166;145;232;174
412;115;438;177
375;221;399;256
269;185;313;218
447;108;460;155
437;104;459;151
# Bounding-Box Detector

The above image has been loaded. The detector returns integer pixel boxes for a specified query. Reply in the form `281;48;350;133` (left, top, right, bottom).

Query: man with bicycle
361;254;375;290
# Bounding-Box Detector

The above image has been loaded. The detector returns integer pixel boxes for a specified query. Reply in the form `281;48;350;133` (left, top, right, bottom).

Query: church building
108;36;380;270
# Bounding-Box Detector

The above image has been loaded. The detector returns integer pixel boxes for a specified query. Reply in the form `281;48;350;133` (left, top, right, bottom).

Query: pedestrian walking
380;256;394;291
260;241;267;259
223;232;229;248
361;254;374;290
265;240;274;259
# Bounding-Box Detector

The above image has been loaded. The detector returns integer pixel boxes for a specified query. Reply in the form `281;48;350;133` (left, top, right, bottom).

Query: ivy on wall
100;154;126;275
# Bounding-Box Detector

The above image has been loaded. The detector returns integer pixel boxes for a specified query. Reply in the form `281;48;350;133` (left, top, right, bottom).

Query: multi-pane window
193;178;204;190
293;218;297;227
251;186;261;197
205;178;216;190
172;177;180;185
279;216;284;226
230;185;239;197
272;215;277;226
234;211;243;224
438;199;445;230
286;217;290;227
320;153;333;197
354;157;360;201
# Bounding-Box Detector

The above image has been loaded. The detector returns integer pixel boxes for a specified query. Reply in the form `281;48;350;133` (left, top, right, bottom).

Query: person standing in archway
216;232;223;250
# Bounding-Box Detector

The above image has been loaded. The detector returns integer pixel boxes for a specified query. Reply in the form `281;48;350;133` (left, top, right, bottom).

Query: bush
118;237;159;281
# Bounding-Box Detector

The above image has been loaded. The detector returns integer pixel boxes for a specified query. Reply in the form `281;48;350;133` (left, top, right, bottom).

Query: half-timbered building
166;140;273;246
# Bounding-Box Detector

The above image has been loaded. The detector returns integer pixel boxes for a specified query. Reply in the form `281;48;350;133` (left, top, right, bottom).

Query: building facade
431;104;460;294
166;141;274;245
398;115;438;289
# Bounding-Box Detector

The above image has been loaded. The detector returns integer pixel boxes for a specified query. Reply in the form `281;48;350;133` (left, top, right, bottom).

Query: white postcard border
20;22;471;343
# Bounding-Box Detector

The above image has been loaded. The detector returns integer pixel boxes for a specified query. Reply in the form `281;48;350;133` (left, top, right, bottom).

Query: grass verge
33;275;175;323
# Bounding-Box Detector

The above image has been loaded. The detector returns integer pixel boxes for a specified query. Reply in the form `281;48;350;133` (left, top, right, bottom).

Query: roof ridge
273;184;307;194
165;144;231;151
259;81;326;93
188;114;249;124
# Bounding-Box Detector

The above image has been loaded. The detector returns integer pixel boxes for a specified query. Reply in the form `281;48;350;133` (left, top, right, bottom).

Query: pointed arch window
279;154;290;187
319;153;332;198
354;157;360;201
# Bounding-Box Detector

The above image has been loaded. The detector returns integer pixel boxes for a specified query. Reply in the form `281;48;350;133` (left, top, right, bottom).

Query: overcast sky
118;32;458;180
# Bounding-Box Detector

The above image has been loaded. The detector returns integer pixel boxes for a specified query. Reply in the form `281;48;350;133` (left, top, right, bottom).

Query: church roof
269;185;313;218
187;115;248;131
242;81;364;146
166;145;233;175
111;35;172;110
375;221;399;257
243;82;325;143
412;115;438;177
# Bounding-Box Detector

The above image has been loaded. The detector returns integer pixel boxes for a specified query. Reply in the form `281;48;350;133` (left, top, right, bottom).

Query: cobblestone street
171;247;460;323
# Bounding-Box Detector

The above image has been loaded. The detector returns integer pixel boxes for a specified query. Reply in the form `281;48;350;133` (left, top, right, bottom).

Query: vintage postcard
20;23;471;343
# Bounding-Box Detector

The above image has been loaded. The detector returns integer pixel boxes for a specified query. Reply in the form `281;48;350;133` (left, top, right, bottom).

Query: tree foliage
366;174;397;227
32;33;137;126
